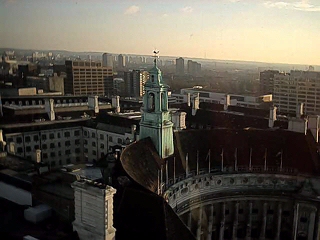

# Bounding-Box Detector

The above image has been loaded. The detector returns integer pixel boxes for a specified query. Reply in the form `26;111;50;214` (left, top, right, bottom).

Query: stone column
308;211;316;240
220;203;226;240
260;202;267;240
207;204;214;240
246;202;253;240
315;214;320;240
188;210;192;230
292;203;300;240
233;202;239;240
197;205;203;240
275;203;282;240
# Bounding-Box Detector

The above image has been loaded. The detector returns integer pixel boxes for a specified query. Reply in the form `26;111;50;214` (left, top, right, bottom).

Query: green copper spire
139;50;174;159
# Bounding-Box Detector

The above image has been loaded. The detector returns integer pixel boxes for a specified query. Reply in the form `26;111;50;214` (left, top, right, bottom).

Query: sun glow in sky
1;0;320;65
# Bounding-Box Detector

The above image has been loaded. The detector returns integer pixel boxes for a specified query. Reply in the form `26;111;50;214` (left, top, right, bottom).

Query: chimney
88;96;99;114
171;111;187;130
296;103;304;118
192;93;199;116
0;129;6;152
8;142;15;154
45;99;55;121
112;96;120;114
187;93;191;107
224;94;230;111
131;124;137;141
308;116;319;142
35;149;41;163
268;106;277;128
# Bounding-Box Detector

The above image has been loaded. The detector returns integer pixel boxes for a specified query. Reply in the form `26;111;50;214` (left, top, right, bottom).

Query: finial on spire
153;50;159;67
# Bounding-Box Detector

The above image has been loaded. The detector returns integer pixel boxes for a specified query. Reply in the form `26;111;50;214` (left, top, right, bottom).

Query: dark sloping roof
120;137;162;192
115;187;195;240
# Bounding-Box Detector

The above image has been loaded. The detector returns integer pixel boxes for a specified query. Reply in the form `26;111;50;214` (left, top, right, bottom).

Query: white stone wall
72;181;116;240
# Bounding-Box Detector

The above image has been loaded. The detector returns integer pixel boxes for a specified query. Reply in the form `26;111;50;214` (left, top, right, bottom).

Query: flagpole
280;150;283;172
249;148;252;171
264;148;267;171
221;148;224;172
208;149;211;173
196;150;199;175
173;157;176;184
186;153;189;177
234;148;238;172
166;160;168;187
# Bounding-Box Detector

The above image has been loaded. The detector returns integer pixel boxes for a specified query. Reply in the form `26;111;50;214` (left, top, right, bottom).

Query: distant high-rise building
187;60;201;76
118;54;125;69
273;70;320;115
176;57;184;76
124;70;148;98
102;53;114;68
259;70;280;95
65;60;113;96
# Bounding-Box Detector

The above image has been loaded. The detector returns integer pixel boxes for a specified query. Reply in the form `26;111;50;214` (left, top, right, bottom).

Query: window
92;150;96;155
108;136;113;142
49;133;54;139
74;130;80;136
100;134;104;140
59;160;62;165
252;209;258;214
84;139;88;145
65;149;71;155
58;151;61;156
76;157;80;162
84;131;88;137
100;143;104;149
42;134;47;140
33;135;39;141
84;148;88;153
57;132;61;138
65;141;71;146
34;145;39;150
25;136;31;143
75;139;80;145
6;137;13;143
92;142;96;147
50;152;55;157
51;161;56;167
58;142;61;147
43;153;48;159
17;147;23;153
50;143;55;149
66;159;71;164
26;146;31;152
17;137;23;144
75;148;80;153
118;138;123;144
91;132;96;138
42;144;47;150
238;209;244;214
64;132;70;138
225;209;229;215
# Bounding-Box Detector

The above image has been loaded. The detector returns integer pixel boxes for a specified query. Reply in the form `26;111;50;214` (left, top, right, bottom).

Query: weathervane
153;50;159;66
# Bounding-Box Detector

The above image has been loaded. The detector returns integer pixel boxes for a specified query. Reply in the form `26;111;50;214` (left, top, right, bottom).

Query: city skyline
1;0;320;65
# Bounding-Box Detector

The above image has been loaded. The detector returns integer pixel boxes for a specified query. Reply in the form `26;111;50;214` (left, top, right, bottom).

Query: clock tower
139;51;174;159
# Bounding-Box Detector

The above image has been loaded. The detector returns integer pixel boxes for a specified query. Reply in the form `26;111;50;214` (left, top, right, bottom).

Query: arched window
151;75;155;82
148;93;155;111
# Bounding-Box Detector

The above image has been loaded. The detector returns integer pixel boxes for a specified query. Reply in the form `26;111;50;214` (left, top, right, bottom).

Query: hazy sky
1;0;320;65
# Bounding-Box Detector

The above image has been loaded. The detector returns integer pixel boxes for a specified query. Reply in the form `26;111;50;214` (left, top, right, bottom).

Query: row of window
51;157;80;167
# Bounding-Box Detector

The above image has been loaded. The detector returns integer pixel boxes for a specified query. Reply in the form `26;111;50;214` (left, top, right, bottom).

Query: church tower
139;51;174;159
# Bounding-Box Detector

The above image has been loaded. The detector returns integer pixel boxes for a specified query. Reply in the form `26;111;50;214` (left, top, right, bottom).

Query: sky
1;0;320;65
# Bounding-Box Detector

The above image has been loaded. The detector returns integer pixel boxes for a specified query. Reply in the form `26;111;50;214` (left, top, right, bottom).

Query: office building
259;70;279;95
187;60;201;76
102;53;114;68
124;70;148;98
176;57;184;76
273;70;320;115
118;54;125;69
65;60;113;96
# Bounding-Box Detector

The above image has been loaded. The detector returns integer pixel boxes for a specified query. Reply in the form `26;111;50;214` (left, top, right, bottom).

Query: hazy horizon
1;0;320;65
